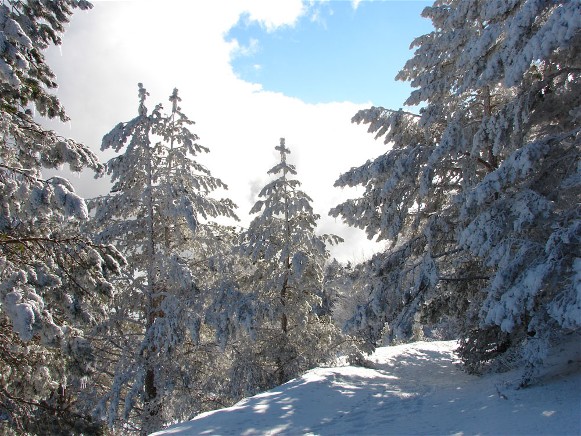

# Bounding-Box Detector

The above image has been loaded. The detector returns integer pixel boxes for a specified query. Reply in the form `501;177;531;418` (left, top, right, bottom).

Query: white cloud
240;0;306;31
45;0;384;262
230;38;261;58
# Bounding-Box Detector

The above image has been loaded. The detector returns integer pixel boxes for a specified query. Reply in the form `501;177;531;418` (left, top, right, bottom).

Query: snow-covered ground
152;339;581;435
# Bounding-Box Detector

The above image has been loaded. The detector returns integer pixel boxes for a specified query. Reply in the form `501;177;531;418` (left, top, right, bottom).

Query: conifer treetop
268;137;297;178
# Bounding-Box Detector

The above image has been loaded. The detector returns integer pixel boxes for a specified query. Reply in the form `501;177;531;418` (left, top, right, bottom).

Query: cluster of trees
0;0;578;434
0;3;347;432
332;0;580;379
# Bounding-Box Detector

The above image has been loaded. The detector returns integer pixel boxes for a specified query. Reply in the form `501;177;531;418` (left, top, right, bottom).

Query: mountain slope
152;339;581;435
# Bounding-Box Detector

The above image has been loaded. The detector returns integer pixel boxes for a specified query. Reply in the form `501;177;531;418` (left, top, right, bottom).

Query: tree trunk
141;121;162;435
278;137;291;385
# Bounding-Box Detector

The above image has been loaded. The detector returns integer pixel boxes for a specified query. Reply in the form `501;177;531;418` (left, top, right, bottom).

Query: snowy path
153;340;581;435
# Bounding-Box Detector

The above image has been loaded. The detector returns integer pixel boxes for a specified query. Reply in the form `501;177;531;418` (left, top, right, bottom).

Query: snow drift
152;339;581;435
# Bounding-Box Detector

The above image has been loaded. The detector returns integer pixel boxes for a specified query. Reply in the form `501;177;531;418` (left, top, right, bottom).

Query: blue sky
227;1;433;106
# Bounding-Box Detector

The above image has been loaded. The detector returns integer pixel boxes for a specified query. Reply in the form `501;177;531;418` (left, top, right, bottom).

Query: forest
0;0;579;435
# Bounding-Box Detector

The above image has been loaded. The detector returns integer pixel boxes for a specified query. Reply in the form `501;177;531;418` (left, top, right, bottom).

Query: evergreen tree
331;0;580;380
89;85;238;434
0;1;123;433
223;138;342;393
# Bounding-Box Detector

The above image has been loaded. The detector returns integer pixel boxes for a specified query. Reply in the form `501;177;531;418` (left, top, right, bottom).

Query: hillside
152;338;581;435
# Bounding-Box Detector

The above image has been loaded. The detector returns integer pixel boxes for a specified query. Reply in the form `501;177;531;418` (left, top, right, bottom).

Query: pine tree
225;138;342;393
0;1;123;433
89;85;238;434
331;0;580;379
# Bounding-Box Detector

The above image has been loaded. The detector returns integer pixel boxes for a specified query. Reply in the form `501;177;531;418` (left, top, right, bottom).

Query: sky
43;0;434;262
152;339;581;435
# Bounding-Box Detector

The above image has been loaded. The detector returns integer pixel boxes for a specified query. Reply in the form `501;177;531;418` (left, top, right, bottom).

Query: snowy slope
152;340;581;435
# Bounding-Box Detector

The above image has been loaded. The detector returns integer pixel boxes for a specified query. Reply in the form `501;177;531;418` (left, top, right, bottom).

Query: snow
152;340;581;436
4;292;35;341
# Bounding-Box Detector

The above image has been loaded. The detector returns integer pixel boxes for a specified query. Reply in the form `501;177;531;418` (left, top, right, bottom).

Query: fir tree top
269;137;297;178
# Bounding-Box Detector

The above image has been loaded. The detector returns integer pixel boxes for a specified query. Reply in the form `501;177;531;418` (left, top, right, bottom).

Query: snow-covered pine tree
331;0;514;347
448;0;581;380
0;1;124;433
88;85;238;434
331;0;580;379
227;138;342;393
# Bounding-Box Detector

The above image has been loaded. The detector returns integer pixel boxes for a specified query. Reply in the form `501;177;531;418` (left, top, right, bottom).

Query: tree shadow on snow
159;346;461;435
157;342;581;435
